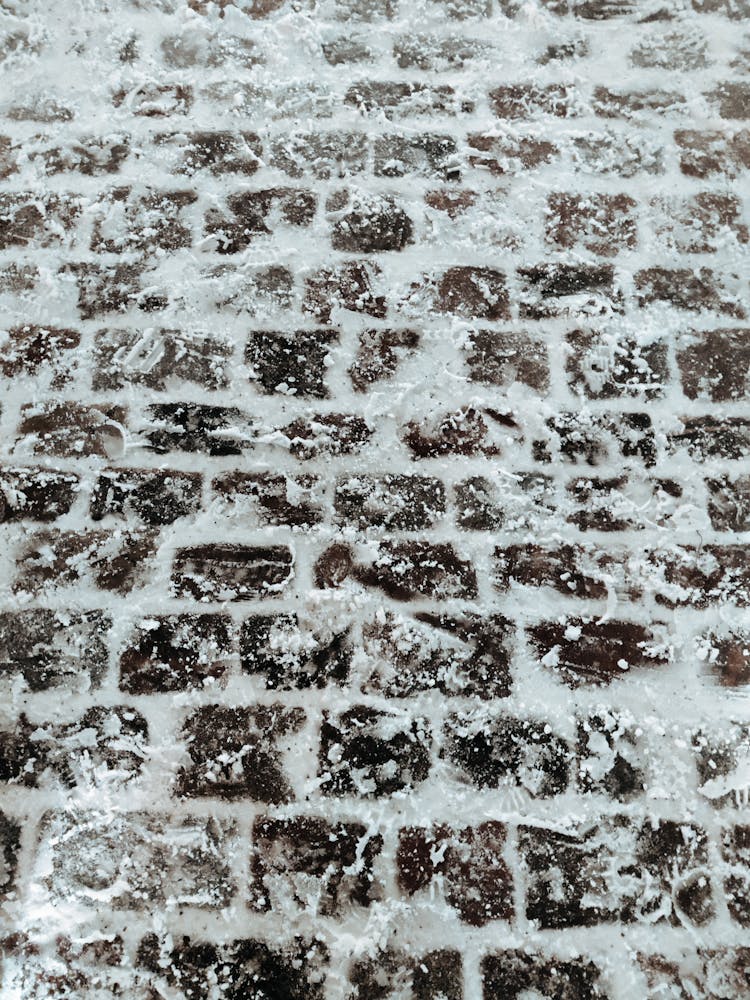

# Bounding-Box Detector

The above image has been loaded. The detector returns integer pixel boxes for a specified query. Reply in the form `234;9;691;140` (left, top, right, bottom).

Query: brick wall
1;0;749;996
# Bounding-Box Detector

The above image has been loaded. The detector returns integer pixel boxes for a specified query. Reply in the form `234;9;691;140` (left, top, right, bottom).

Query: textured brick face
0;0;748;996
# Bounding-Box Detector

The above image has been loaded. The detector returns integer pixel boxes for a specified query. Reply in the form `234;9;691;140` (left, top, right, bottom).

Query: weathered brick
354;541;479;600
635;267;745;316
394;34;490;70
335;473;445;529
444;712;569;796
527;619;669;687
630;29;709;70
693;723;750;807
345;81;473;117
701;631;750;687
706;475;750;530
270;131;368;178
240;612;351;689
177;704;305;801
467;132;558;173
669;415;750;459
0;609;109;692
205;188;316;253
566;474;684;530
482;951;608;999
39;811;235;908
250;816;382;914
674;127;750;177
91;188;197;253
112;83;192;116
329;191;414;252
361;611;513;698
403;406;512;458
494;543;638;600
722;825;750;925
397;822;512;925
246;328;337;397
577;711;647;801
15;402;126;459
92;327;232;391
15;530;155;596
145;402;253;455
348;950;462;1000
546;193;637;256
91;468;202;525
520;818;713;928
155;129;262;174
119;614;233;693
566;329;668;399
349;328;419;390
171;544;294;601
63;261;144;319
0;466;79;522
518;263;620;319
322;36;374;64
541;411;656;467
304;261;386;322
319;706;431;796
593;87;685;117
490;84;572;118
0;811;21;901
0;193;81;250
282;412;374;458
455;472;555;531
707;82;750;119
426;266;510;319
213;471;324;527
464;330;549;391
30;134;130;175
654;192;748;252
0;325;80;386
677;328;750;401
571;128;665;175
374;133;459;178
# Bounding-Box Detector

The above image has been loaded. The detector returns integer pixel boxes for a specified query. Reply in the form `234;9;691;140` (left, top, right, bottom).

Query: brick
90;469;202;525
112;83;192;116
677;328;750;401
240;612;351;689
171;544;294;601
250;816;382;914
467;132;558;173
335;473;446;529
722;825;750;925
348;950;462;1000
707;82;750;119
39;811;235;908
205;188;316;253
482;951;608;1000
145;402;253;455
527;618;669;687
455;472;555;531
566;329;668;399
669;415;750;459
345;81;473;117
0;811;21;901
136;936;327;1000
374;134;459;179
16;402;126;459
246;328;337;397
702;631;750;687
394;35;490;70
319;706;431;797
430;0;492;15
494;543;638;600
322;37;374;64
91;188;196;254
63;261;144;319
490;84;571;118
30;134;130;175
282;412;374;458
518;263;620;319
361;611;513;698
650;544;750;607
635;266;745;317
655;193;748;252
0;466;79;522
593;87;685;117
5;98;73;122
397;822;512;925
545;193;637;256
213;471;324;527
538;38;589;64
0;705;148;788
576;711;647;801
0;609;109;692
520;818;713;928
0;193;81;250
177;704;305;801
692;723;750;807
0;135;16;178
304;261;386;322
119;614;233;694
706;476;750;530
355;541;479;600
542;411;656;466
349;328;419;390
15;530;155;596
566;474;684;530
329;191;414;253
630;29;709;70
675;127;750;177
92;327;232;391
155;129;262;174
270;131;368;178
464;330;549;391
404;406;512;458
204;263;294;315
443;712;570;796
571;128;665;176
0;324;80;386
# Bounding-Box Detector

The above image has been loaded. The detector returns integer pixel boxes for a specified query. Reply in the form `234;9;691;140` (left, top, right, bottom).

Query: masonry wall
0;0;749;997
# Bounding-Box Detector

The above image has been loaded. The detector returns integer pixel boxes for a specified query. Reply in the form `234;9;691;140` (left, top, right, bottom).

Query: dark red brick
270;131;368;178
669;415;750;459
543;411;656;466
566;329;668;399
635;267;745;316
92;328;232;391
593;87;685;117
675;127;750;177
0;610;109;692
546;192;637;256
482;951;607;1000
0;812;20;902
518;263;619;319
464;330;549;391
722;825;750;925
345;81;473;117
374;133;459;178
702;631;750;687
304;261;386;322
31;134;130;175
329;191;414;252
494;543;638;600
577;711;647;801
677;328;750;401
240;613;351;689
0;193;81;250
91;469;202;525
403;406;511;457
155;129;262;174
212;471;324;527
16;402;126;459
177;704;305;801
112;84;192;116
205;188;316;253
706;476;750;531
282;412;374;459
432;266;509;319
348;950;462;1000
0;466;78;522
335;473;445;529
246;328;337;397
490;84;571;118
119;615;233;694
467;132;558;173
15;530;155;595
355;541;478;600
349;328;419;390
145;402;253;455
91;188;197;253
0;325;80;386
707;82;750;119
171;544;294;601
